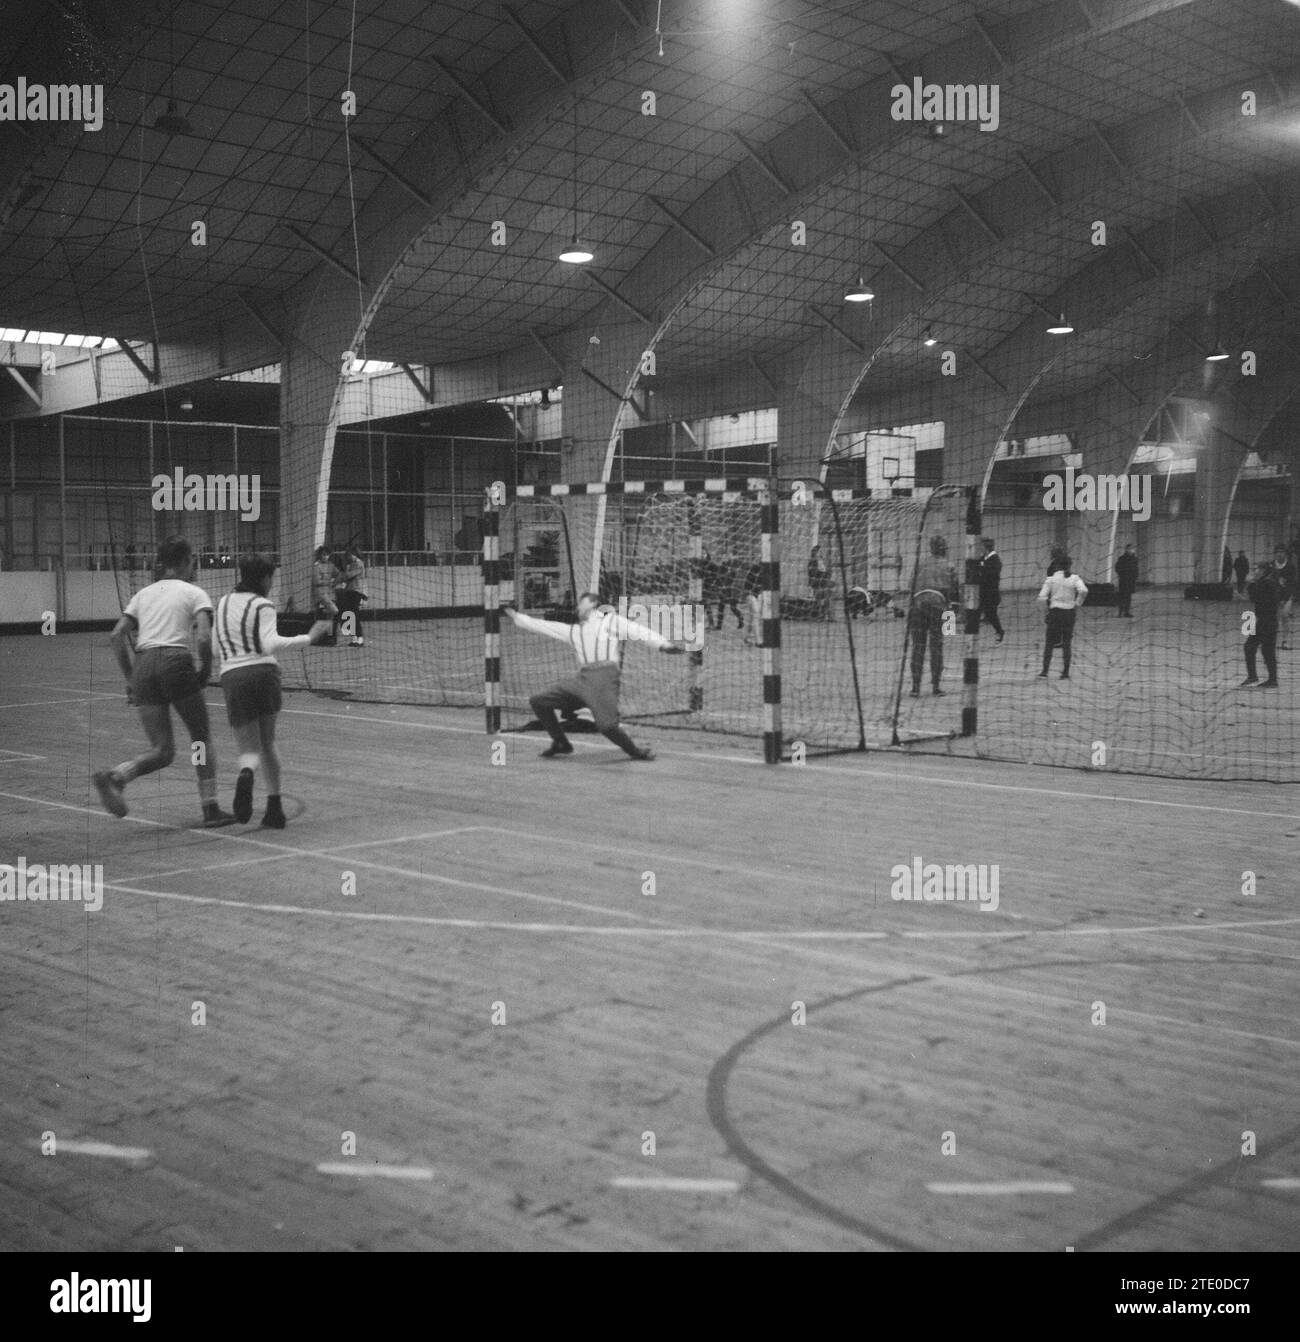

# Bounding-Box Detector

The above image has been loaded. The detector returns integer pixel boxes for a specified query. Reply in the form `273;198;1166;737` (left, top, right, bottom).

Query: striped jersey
213;590;312;673
509;609;670;665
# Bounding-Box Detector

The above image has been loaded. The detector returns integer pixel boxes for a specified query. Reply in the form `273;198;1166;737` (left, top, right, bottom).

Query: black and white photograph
1;0;1297;1299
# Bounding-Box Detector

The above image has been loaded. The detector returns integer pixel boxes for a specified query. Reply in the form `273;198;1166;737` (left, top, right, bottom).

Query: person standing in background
1274;544;1297;650
311;545;341;645
1115;544;1138;617
1240;559;1282;689
908;536;958;697
977;536;1003;642
1233;550;1250;595
334;546;367;647
1037;557;1088;680
808;545;831;620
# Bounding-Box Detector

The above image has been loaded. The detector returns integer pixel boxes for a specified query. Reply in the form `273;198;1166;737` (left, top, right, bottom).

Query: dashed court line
34;1140;152;1166
610;1177;739;1193
316;1163;435;1181
927;1181;1075;1195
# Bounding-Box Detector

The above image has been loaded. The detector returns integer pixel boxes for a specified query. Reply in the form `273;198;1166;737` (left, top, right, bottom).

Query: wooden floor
1;632;1297;1252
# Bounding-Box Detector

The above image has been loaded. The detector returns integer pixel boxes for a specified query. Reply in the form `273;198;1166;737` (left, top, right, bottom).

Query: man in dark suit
977;537;1003;642
1241;560;1283;688
1115;544;1138;617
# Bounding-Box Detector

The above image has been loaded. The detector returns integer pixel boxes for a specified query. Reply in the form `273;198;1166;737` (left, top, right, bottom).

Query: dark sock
262;794;286;828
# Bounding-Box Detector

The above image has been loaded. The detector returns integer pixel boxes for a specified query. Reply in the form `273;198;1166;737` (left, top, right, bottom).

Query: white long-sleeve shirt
213;591;312;673
1038;571;1088;609
509;609;670;665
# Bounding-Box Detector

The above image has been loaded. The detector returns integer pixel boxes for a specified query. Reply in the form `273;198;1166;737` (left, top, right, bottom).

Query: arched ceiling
1;0;1297;421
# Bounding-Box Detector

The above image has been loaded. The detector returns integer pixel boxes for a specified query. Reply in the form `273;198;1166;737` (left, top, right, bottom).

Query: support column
1068;427;1145;586
279;308;353;613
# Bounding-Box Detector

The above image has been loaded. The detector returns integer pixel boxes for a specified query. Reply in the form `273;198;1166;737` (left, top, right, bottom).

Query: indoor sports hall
1;0;1298;1257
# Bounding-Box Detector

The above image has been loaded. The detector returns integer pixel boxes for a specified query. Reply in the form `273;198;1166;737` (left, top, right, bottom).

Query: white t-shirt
123;579;213;650
213;591;311;673
1038;572;1088;609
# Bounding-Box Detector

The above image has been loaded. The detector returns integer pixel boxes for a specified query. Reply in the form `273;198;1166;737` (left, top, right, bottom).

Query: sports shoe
996;632;1004;643
1036;670;1048;678
909;688;920;698
93;769;127;818
1239;677;1259;687
350;637;365;647
203;805;237;828
1059;672;1070;680
233;767;254;823
1257;680;1279;689
262;796;287;829
628;748;655;761
932;687;946;696
539;741;574;758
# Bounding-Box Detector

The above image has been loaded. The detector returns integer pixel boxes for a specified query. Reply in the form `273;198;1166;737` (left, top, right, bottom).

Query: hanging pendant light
1046;313;1074;334
844;276;874;303
557;105;593;264
152;11;194;136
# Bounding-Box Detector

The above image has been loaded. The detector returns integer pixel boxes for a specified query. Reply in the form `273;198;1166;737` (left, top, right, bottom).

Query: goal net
487;480;971;757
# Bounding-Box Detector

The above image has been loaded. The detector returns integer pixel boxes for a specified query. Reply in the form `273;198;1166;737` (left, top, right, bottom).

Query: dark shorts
131;647;202;706
533;664;621;731
221;663;283;727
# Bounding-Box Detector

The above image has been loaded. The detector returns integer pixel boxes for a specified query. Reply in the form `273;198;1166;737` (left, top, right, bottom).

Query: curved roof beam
567;0;1219;474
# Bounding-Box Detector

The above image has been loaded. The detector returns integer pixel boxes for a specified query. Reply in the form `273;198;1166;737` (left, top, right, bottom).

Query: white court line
1261;1178;1300;1190
1;696;123;709
272;701;1297;823
0;788;666;926
927;1181;1074;1195
280;705;483;735
115;827;484;886
0;750;46;763
317;826;486;853
316;1163;434;1181
424;825;875;898
12;683;121;698
610;1177;739;1193
36;1140;152;1165
114;850;303;885
679;751;1300;822
27;678;1292;821
9;787;1299;949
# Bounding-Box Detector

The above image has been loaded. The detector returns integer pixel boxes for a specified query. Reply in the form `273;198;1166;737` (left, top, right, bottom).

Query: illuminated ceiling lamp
843;159;873;304
1205;345;1230;362
1046;312;1074;334
558;235;594;264
921;325;937;347
557;104;593;265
